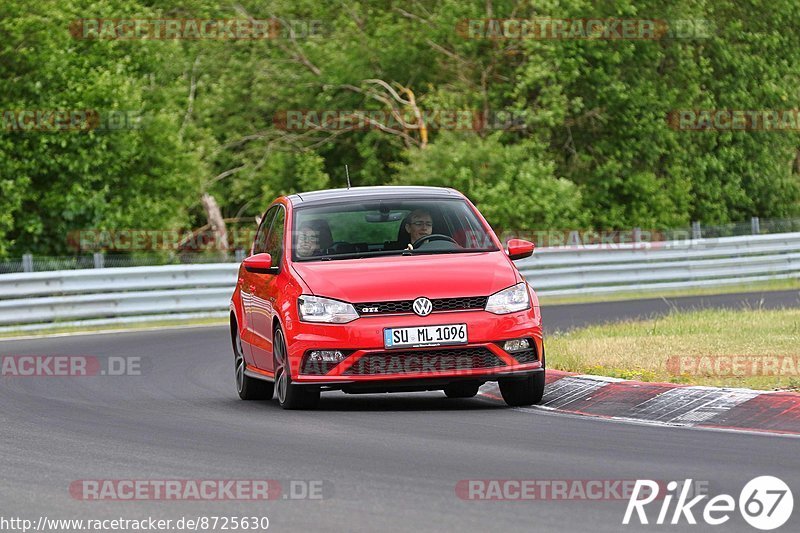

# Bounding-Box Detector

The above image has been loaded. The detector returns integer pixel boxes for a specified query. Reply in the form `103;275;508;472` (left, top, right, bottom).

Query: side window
253;206;277;255
264;206;286;269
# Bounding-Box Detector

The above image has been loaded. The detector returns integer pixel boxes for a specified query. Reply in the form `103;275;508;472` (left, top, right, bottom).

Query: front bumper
293;368;544;393
285;308;543;384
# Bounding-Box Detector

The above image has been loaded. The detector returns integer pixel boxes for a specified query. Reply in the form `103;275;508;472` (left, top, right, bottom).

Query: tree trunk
201;193;229;251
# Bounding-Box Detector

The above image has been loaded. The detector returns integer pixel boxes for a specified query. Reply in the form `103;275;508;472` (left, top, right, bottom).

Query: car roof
286;186;462;207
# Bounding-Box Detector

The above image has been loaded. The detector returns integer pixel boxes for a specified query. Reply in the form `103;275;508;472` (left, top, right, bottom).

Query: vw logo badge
412;297;433;317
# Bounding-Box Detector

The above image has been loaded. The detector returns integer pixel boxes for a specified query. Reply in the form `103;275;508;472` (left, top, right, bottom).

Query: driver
296;222;321;257
404;209;433;247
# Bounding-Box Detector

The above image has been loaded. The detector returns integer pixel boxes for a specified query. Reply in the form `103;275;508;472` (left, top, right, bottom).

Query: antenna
345;165;351;189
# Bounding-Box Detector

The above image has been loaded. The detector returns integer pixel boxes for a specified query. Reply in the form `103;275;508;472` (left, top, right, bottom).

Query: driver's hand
406;244;413;250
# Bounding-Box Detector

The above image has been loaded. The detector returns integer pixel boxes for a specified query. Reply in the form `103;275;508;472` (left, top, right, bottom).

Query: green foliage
1;0;204;255
512;0;800;227
1;0;799;258
393;132;586;231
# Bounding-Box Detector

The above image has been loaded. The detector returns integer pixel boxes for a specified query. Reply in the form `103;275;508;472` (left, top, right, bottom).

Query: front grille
355;296;488;316
509;348;538;365
434;296;488;311
357;300;412;314
343;347;505;375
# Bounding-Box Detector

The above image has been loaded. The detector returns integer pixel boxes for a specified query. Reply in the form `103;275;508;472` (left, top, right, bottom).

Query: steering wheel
412;234;458;248
328;241;355;253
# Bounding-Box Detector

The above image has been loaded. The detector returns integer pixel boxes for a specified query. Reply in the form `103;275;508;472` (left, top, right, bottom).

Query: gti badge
412;297;433;317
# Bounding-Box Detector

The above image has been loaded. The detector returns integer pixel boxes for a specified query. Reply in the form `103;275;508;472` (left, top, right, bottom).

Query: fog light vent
308;350;346;363
503;339;530;353
302;350;350;375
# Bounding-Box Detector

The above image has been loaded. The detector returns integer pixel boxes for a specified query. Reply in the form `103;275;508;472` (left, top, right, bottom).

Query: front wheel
273;328;320;410
499;372;545;407
233;325;274;400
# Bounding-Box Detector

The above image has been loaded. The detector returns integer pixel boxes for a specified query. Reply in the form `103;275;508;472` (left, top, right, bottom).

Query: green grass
546;307;800;391
537;277;800;305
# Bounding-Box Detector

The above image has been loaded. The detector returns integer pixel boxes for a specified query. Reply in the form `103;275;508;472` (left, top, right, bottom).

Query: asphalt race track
542;289;800;332
1;290;799;532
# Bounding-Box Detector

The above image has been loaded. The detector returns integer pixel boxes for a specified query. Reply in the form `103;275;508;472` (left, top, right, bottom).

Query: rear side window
264;206;286;269
253;206;277;255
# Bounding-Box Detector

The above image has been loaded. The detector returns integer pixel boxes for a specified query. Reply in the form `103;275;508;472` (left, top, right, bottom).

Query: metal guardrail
0;264;237;329
5;216;800;274
517;232;800;296
0;233;799;331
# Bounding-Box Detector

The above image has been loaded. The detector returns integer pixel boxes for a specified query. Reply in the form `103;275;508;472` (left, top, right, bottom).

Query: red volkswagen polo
230;186;544;409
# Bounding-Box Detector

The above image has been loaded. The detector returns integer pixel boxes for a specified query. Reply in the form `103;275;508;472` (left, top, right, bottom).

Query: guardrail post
691;221;702;240
234;249;246;263
751;216;760;235
93;253;105;269
22;254;33;272
633;227;642;243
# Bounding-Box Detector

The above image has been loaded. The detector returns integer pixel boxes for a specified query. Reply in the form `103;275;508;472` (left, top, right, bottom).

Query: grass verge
537;277;800;305
546;307;800;391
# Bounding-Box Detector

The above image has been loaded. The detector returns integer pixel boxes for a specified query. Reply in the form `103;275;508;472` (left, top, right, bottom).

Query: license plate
384;324;468;349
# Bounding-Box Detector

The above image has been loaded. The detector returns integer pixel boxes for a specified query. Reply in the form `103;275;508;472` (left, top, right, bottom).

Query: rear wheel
232;324;274;400
443;382;480;398
499;372;545;406
273;328;320;410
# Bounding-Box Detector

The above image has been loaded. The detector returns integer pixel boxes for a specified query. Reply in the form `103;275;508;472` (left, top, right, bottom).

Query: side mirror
506;239;534;260
243;253;273;273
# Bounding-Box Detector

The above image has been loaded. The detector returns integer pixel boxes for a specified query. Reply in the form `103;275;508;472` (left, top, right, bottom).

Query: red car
229;186;544;409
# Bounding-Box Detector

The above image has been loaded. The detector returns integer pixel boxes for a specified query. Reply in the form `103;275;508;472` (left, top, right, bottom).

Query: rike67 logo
624;476;793;530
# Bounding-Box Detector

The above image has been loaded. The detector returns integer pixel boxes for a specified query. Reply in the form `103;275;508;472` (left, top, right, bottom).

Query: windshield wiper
297;248;496;262
409;248;496;255
301;249;409;261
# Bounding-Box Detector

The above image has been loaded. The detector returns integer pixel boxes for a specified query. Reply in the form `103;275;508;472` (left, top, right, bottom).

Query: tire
443;382;480;398
499;371;545;407
273;328;320;410
232;324;274;400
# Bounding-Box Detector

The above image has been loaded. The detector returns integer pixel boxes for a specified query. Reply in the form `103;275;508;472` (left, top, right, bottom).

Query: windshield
291;199;499;261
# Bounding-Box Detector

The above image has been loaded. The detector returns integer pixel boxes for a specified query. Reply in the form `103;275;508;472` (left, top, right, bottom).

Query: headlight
485;282;530;314
298;295;359;323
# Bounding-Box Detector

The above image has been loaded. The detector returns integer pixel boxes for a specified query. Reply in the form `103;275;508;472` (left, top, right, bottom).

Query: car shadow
216;393;507;413
311;392;506;412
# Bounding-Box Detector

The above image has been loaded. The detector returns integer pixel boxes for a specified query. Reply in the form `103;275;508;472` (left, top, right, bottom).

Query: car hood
291;252;518;302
